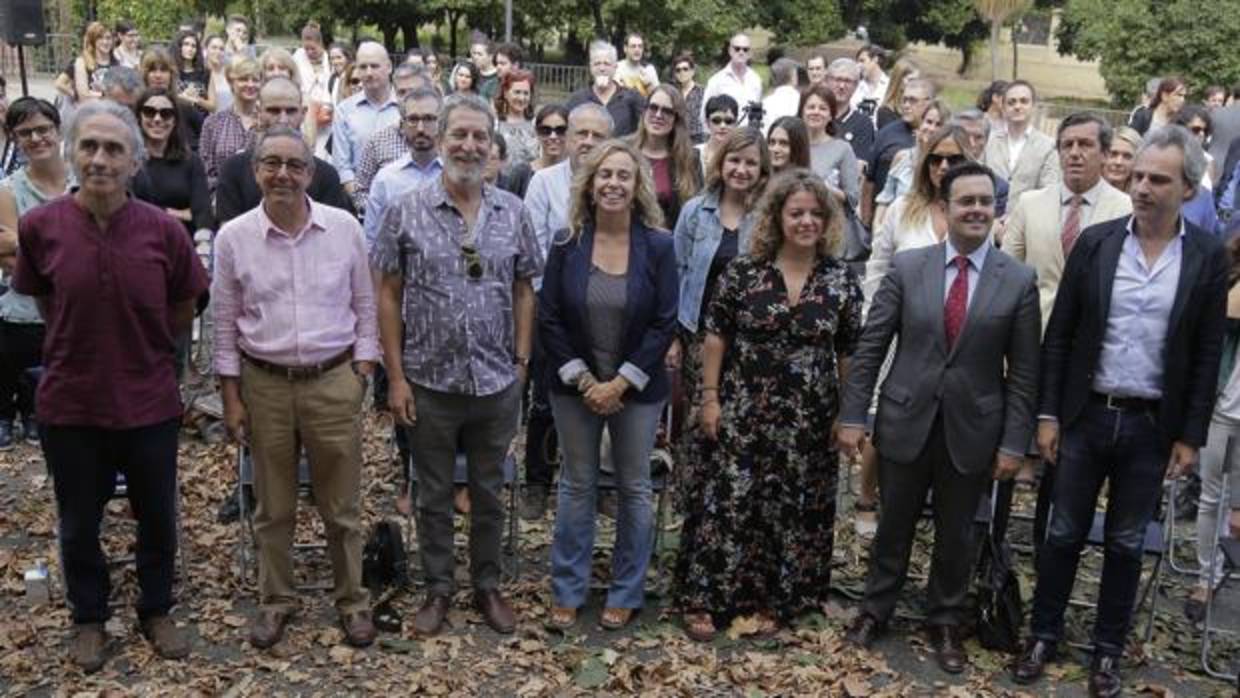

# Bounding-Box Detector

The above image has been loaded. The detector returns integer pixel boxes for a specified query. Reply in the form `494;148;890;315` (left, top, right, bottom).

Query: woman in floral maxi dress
674;169;865;641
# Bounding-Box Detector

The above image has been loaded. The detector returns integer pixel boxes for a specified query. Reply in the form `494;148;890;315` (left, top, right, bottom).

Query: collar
396;153;443;172
426;175;499;211
259;195;323;238
725;63;750;81
945;237;991;270
1060;179;1105;207
1125;215;1187;241
356;87;398;110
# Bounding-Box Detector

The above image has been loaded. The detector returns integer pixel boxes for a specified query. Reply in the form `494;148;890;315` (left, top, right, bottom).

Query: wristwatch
514;356;530;367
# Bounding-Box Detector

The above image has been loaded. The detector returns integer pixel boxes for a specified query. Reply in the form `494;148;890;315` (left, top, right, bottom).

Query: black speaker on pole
0;0;47;46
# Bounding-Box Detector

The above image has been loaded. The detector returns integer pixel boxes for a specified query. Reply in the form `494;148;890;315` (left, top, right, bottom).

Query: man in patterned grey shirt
371;93;542;637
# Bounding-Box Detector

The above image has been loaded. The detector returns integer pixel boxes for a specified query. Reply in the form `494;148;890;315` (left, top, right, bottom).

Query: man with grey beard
371;93;543;637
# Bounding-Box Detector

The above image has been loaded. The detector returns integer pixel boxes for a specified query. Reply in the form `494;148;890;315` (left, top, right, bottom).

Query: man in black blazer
213;77;353;226
1014;125;1228;698
837;162;1041;675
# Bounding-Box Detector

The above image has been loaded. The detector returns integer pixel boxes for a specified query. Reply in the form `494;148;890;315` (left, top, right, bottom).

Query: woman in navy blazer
538;139;679;631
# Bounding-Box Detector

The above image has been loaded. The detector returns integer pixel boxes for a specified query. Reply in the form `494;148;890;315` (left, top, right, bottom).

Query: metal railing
1;34;77;77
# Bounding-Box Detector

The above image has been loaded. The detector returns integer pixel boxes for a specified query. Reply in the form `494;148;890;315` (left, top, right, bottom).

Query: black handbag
975;523;1024;653
362;519;409;593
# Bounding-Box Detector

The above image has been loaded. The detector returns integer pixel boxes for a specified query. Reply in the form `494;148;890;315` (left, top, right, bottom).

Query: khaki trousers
241;360;369;614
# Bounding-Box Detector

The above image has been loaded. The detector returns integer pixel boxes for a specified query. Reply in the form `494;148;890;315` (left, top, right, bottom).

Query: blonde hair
259;47;301;86
565;139;665;240
80;22;110;73
748;169;844;261
703;128;771;208
226;57;261;82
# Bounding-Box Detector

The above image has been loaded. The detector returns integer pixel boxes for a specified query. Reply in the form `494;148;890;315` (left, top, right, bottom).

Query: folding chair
1165;476;1202;576
1057;483;1172;650
235;443;331;590
1201;469;1239;682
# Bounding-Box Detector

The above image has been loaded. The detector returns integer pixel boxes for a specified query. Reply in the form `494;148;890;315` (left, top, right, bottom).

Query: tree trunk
400;22;420;52
590;0;606;39
1011;21;1019;79
989;20;1000;81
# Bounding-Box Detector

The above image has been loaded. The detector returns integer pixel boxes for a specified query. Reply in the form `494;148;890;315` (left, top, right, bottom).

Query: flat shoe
548;606;577;630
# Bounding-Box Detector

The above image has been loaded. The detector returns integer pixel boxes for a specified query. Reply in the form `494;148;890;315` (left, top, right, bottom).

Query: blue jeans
549;393;663;609
1029;400;1169;657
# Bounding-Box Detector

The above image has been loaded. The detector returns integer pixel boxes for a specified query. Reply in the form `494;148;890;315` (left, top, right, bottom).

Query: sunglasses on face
710;115;736;126
927;153;967;168
646;103;677;119
730;45;750;53
461;244;484;280
349;78;362;86
536;124;568;137
140;106;177;121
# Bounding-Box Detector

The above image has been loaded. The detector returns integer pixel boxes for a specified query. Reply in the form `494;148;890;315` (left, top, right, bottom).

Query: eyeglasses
460;244;484;280
710;116;736;126
730;45;750;53
646;103;677;119
404;114;438;126
674;65;694;73
951;195;995;207
927;153;967;168
536;124;568;137
827;76;858;85
139;106;177;121
257;156;310;175
13;124;54;141
901;95;928;105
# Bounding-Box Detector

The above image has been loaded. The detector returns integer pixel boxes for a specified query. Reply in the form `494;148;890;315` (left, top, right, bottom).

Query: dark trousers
863;415;991;626
524;339;558;487
44;418;181;624
0;320;43;421
1029;401;1168;657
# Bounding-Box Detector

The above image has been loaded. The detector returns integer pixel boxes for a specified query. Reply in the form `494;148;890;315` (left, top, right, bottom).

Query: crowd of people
1;16;1240;696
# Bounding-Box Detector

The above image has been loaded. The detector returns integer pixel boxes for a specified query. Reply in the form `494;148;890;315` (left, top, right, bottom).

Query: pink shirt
212;197;380;376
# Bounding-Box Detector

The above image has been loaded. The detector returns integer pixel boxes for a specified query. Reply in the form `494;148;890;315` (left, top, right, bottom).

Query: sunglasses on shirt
461;244;484;280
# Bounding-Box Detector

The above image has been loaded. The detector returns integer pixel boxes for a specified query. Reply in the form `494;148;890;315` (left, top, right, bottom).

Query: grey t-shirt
587;266;628;381
810;138;861;209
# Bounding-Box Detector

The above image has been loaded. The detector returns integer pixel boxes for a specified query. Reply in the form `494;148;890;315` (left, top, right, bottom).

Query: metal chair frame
1200;470;1239;682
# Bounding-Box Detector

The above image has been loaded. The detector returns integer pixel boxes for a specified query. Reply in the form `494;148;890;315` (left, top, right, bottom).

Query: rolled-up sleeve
210;229;243;376
347;220;381;362
370;198;406;276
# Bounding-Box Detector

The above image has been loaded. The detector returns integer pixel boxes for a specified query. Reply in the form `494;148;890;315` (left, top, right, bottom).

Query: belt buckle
1104;394;1122;411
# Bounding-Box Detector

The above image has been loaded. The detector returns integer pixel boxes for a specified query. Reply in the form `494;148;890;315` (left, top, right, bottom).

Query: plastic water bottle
24;559;49;606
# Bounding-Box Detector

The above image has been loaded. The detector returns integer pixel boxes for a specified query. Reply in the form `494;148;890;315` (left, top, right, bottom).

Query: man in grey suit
837;161;1042;675
984;80;1061;204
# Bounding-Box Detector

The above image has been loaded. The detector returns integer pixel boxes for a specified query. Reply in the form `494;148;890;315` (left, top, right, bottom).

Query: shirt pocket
125;260;169;311
310;260;353;308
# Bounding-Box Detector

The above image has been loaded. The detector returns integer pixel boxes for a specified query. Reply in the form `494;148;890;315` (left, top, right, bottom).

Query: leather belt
242;349;352;381
1090;391;1158;412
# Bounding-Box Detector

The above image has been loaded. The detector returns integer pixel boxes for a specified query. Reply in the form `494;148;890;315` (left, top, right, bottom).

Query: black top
867;120;915;196
701;227;739;321
179;69;210;104
834;108;877;165
875;106;901;132
565;85;646;137
131;155;213;234
503;162;535;199
213;149;355;226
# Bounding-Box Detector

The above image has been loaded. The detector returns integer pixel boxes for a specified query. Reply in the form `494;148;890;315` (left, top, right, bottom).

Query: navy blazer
538;221;679;403
1040;215;1228;448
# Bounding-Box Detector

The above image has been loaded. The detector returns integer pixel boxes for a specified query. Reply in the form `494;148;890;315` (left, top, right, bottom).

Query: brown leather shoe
927;625;967;674
474;588;516;634
69;622;107;673
249;609;291;649
412;594;451;636
340;610;377;648
140;615;190;659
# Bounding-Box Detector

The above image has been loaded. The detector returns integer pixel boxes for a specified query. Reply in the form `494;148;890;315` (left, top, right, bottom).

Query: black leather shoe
845;613;884;649
1088;655;1122;698
927;625;967;674
1012;639;1057;685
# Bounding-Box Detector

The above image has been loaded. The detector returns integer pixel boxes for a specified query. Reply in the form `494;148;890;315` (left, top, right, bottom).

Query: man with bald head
215;77;352;225
332;41;401;195
214;125;379;650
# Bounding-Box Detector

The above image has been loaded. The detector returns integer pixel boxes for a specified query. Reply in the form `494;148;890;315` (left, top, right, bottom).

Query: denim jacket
672;191;755;332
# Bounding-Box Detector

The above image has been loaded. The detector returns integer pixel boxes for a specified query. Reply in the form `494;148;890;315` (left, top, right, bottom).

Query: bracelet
514;356;530;367
700;387;719;393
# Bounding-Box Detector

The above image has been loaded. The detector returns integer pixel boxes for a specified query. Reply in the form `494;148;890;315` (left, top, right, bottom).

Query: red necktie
944;256;970;349
1061;195;1083;255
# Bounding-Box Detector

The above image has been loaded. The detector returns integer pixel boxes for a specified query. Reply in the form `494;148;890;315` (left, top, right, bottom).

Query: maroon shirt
13;195;209;428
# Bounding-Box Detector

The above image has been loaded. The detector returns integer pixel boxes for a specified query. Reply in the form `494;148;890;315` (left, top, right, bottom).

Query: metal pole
17;45;29;97
505;0;513;43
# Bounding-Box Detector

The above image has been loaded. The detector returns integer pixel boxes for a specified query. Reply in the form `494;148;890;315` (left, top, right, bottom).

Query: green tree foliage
1056;0;1240;106
841;0;989;71
95;0;186;39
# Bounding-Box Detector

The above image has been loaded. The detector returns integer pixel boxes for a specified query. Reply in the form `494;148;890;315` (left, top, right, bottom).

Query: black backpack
362;520;409;593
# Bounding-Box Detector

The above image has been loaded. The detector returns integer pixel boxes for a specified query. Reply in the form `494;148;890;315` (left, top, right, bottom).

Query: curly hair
748;169;844;261
494;68;535;121
703;127;771;207
564;139;665;241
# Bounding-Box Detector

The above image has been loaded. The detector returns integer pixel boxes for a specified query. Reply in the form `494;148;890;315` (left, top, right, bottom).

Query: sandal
548;606;577;630
683;611;717;642
600;607;636;630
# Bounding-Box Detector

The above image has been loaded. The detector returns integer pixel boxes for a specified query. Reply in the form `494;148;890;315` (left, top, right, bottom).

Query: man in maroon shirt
13;100;209;673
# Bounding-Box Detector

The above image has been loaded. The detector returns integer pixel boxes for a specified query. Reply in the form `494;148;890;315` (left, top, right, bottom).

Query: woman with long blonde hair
631;83;703;225
675;168;864;641
540;139;678;632
72;22;115;102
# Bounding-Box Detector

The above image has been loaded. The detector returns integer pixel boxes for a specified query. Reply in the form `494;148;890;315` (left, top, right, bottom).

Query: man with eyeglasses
983;80;1061;203
838;161;1040;676
827;58;877;165
372;94;542;637
213;125;379;651
333;41;401;197
363;88;444;248
701;32;763;128
350;65;436;212
215;78;352;226
566;40;645;137
863;77;934;226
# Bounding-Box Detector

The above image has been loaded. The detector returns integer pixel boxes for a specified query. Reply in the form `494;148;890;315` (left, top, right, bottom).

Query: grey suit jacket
839;242;1042;475
984;128;1061;203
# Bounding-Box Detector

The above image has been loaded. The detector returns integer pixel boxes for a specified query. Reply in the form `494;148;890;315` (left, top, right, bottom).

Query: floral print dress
673;254;864;620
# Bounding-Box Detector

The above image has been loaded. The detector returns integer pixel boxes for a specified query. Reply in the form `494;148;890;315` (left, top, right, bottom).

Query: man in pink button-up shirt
211;126;379;650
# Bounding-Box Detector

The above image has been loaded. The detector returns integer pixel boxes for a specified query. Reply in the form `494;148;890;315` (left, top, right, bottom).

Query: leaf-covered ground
1;408;1237;697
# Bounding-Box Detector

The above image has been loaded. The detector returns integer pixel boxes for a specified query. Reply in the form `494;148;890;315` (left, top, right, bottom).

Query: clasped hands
577;372;626;415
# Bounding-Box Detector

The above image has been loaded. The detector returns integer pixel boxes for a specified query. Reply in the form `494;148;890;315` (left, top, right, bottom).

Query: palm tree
974;0;1033;80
